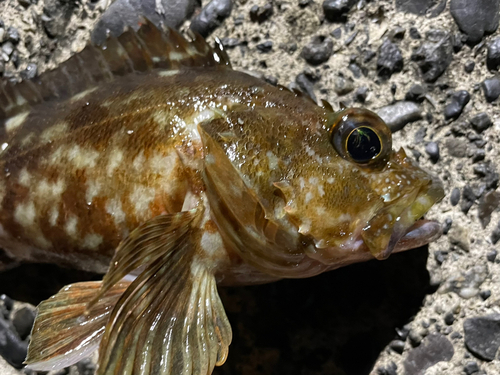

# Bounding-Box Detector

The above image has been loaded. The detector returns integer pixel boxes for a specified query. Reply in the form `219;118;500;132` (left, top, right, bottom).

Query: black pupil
346;127;381;163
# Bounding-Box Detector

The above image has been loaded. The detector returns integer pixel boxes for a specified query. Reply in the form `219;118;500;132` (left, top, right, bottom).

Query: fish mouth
361;175;445;260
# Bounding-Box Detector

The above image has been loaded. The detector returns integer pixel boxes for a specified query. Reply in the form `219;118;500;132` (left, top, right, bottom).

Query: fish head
273;107;444;264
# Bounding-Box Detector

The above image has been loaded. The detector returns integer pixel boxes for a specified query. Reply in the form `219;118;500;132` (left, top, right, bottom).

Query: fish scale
0;20;444;375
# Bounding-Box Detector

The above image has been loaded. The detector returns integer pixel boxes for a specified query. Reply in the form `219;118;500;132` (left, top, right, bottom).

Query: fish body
0;22;444;375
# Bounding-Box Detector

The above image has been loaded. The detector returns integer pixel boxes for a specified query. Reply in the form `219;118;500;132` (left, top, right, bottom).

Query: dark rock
0;295;13;311
256;41;273;53
6;26;19;44
0;316;28;368
450;0;500;45
465;60;475;73
20;63;37;80
301;36;333;66
377;101;422;132
414;126;427;144
478;191;500;228
348;63;362;78
11;306;35;340
390;83;397;95
409;27;421;39
464;361;480;375
452;32;465;53
404;334;454;375
487;36;500;70
482;77;500;102
486;250;497;262
464;314;500;361
492;222;500;244
389;339;405;354
92;0;198;44
395;0;439;15
480;290;491;300
333;75;354;95
190;0;233;37
450;187;461;206
444;312;455;325
412;30;453;82
323;0;355;22
408;329;424;347
362;48;376;63
388;26;406;41
442;218;452;235
444;90;470;120
344;31;358;46
377;39;404;78
470;148;486;163
249;3;273;23
354;86;368;103
377;361;398;375
295;73;317;103
425;142;440;163
220;37;240;48
446;138;467;158
396;326;410;341
473;163;499;189
405;84;426;102
470;113;492;133
331;27;342;39
461;185;475;214
434;250;447;264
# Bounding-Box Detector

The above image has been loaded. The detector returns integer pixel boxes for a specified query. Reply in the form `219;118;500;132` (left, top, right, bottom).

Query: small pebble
442;218;452;235
477;190;500;228
479;289;491;300
444;90;470;120
464;361;480;375
486;250;497;262
12;306;36;340
0;295;13;311
377;101;422;132
6;26;19;44
482;77;500;102
354;86;368;103
301;36;333;65
0;317;28;368
461;185;476;214
377;361;398;375
295;73;317;103
425;142;440;163
469;112;492;133
249;3;273;23
450;187;461;206
405;84;426;102
331;27;342;39
464;314;500;361
464;60;475;73
492;222;500;244
20;63;37;80
409;27;421;39
444;312;455;325
189;0;233;37
333;75;354;95
323;0;355;22
256;41;273;53
377;39;403;78
389;340;405;354
434;250;447;264
487;36;500;70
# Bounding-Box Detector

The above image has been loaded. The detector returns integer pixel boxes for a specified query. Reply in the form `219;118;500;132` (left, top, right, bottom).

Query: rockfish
0;21;444;375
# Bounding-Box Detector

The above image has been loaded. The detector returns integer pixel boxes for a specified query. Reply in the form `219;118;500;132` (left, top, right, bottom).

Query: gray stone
470;113;492;133
450;0;500;45
482;77;500;102
190;0;232;37
487;36;500;70
377;39;403;78
464;314;500;361
412;30;453;82
444;90;470;120
404;334;454;375
377;101;422;132
396;0;440;15
301;36;334;66
323;0;355;22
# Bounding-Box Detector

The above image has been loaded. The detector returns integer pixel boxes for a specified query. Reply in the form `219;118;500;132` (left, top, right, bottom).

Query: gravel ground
1;0;500;374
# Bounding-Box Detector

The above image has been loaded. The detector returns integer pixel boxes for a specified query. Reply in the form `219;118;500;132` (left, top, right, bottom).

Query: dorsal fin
0;19;232;121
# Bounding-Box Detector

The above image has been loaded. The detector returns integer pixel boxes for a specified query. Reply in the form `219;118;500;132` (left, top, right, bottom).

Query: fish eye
329;108;392;167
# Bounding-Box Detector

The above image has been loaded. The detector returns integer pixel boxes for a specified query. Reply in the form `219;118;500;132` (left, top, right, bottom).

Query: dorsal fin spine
0;19;232;122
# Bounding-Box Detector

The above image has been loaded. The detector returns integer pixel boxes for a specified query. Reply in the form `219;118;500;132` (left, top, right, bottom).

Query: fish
0;20;444;375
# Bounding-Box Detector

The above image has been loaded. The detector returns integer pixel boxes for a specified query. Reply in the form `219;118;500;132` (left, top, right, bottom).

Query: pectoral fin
96;208;231;375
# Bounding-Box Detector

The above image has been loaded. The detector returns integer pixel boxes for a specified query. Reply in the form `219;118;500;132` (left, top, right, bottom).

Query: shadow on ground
216;246;434;375
0;246;432;375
